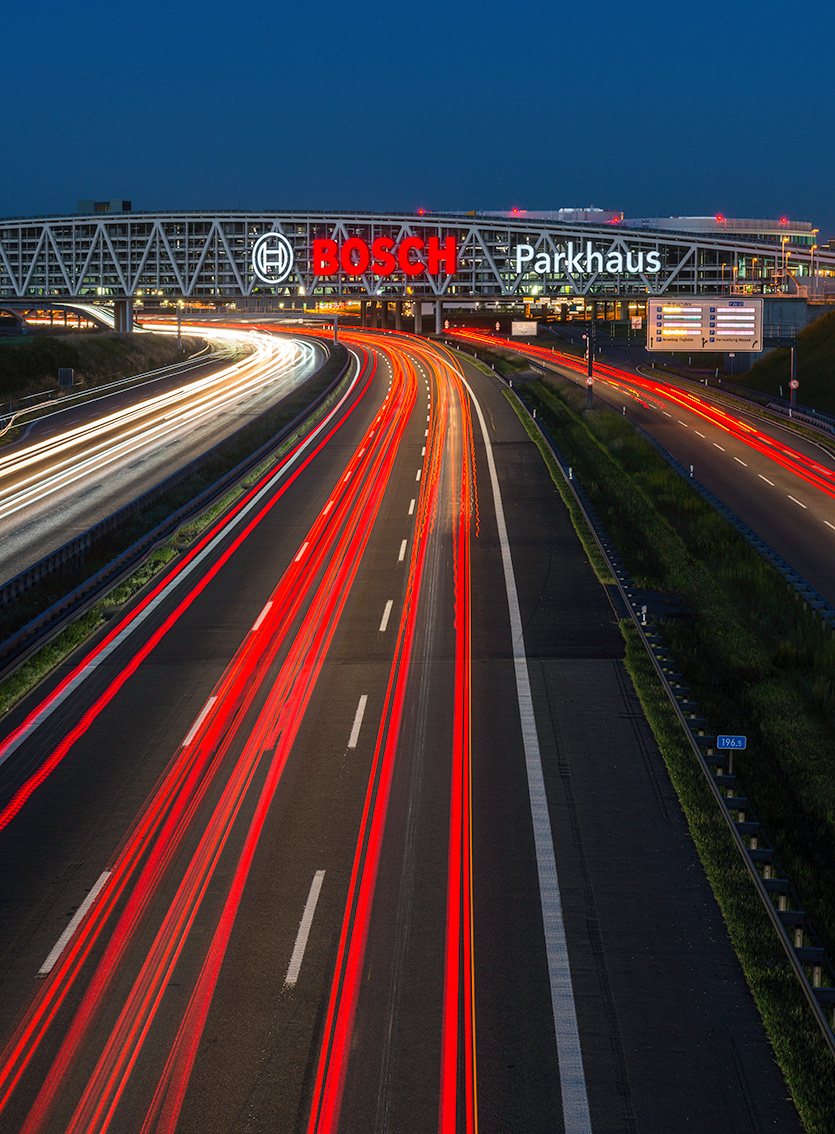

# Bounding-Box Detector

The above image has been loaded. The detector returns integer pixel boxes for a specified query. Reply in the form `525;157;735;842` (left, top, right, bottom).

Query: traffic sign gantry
647;299;763;352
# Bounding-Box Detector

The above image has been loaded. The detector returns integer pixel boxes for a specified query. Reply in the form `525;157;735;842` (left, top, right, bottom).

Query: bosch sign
312;236;457;277
252;232;295;283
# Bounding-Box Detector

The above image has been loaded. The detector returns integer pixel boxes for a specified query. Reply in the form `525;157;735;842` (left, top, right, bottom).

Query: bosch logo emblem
252;232;294;283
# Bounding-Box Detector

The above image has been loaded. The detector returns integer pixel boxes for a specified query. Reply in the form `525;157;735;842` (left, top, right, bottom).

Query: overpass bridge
1;209;833;333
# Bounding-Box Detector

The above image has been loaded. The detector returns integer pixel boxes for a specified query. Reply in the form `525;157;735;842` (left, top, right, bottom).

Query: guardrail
0;342;215;433
0;343;351;673
506;386;835;1055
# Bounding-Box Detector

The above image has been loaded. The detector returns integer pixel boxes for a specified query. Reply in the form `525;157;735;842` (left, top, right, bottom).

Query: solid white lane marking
347;694;368;749
734;457;747;466
294;541;309;562
713;443;726;451
694;430;706;438
250;601;273;633
40;871;112;975
415;468;421;481
408;499;415;515
787;494;807;509
183;695;218;746
758;473;775;486
285;871;326;987
460;373;592;1131
398;539;407;562
379;600;393;632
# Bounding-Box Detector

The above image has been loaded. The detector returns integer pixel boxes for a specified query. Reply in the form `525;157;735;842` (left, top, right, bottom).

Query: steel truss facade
0;211;830;302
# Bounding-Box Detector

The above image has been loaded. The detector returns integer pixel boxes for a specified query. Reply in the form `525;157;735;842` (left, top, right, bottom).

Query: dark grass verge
622;624;835;1134
501;382;835;1130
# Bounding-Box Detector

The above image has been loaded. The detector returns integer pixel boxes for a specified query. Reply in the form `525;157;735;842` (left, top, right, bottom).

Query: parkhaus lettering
312;236;457;277
515;242;662;276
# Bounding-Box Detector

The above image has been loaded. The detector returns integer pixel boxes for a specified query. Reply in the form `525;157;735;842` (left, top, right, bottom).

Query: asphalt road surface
0;330;801;1132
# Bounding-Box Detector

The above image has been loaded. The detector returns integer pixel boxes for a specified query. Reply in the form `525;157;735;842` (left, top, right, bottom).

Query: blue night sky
4;0;835;236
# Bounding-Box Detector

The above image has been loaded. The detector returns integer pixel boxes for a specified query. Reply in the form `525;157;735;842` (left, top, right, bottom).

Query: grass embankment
733;310;835;415
500;374;835;1129
0;333;205;403
0;345;349;646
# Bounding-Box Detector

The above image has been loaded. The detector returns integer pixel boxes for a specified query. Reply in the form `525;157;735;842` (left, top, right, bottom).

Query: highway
451;329;835;605
0;326;323;584
0;328;802;1132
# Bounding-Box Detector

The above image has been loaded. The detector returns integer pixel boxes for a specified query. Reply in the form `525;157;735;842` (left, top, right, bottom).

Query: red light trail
0;326;488;1133
450;329;835;500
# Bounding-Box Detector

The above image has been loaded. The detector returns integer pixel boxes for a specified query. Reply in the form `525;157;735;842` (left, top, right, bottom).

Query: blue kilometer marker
717;735;747;749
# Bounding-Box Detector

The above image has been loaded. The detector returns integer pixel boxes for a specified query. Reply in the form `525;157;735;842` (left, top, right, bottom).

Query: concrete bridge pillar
413;300;423;335
113;298;134;333
395;301;403;331
435;300;443;335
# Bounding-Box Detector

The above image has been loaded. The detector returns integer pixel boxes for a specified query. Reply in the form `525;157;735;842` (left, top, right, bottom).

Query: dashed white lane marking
183;695;218;746
284;871;326;988
408;499;415;515
734;457;748;466
421;446;426;456
425;429;429;437
323;500;334;515
713;443;726;451
344;470;352;482
787;494;808;509
694;430;706;438
427;415;430;422
379;600;393;632
347;694;368;749
759;473;775;486
460;373;592;1131
677;420;688;427
398;539;407;562
40;871;112;976
415;469;421;481
250;601;273;634
294;541;309;562
826;520;835;531
662;410;672;417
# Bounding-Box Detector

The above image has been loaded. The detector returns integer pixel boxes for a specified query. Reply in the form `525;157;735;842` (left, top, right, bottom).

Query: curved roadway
0;329;801;1133
0;327;323;584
